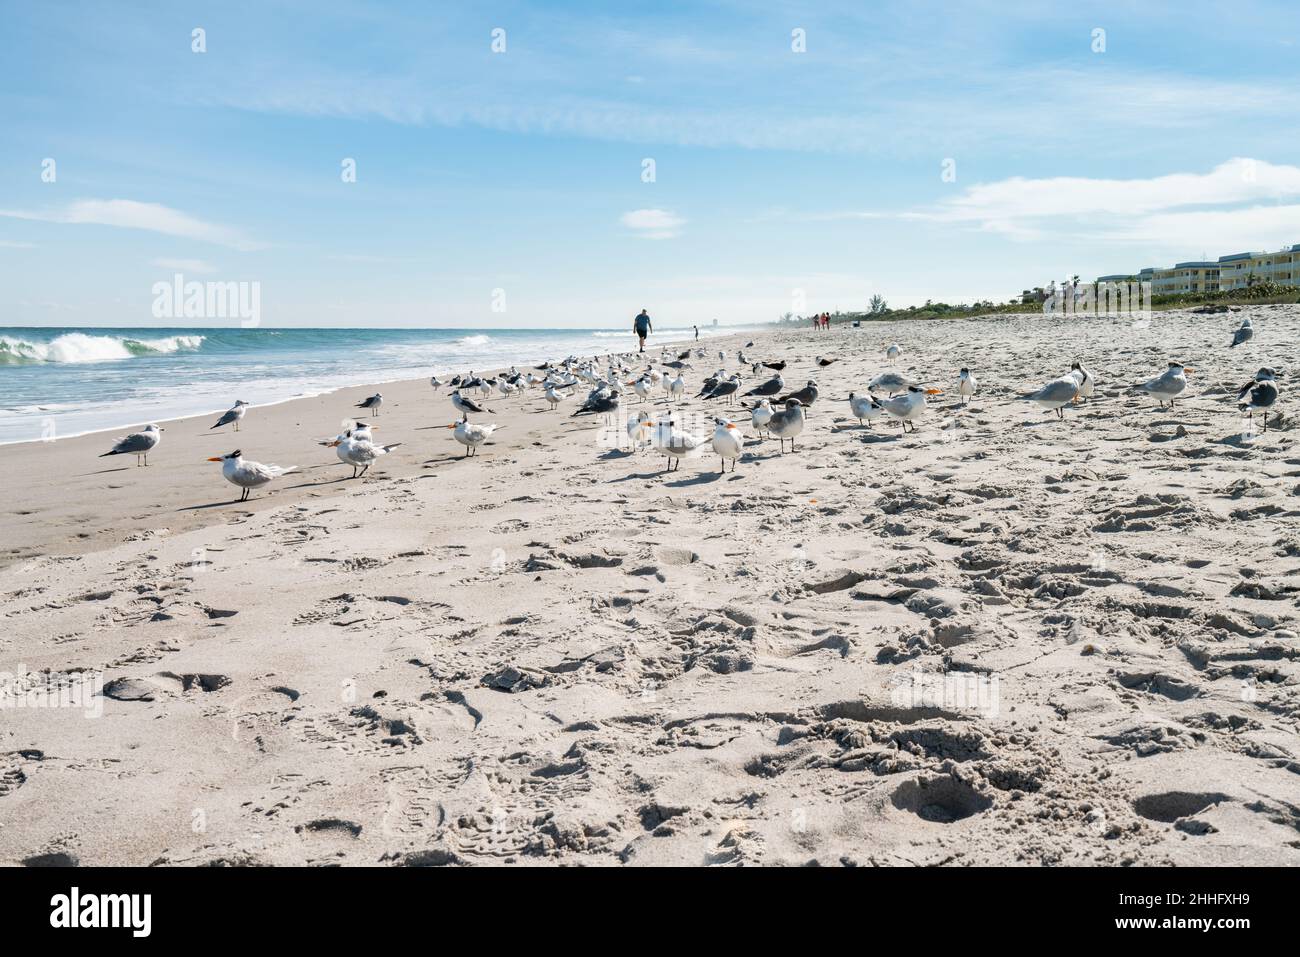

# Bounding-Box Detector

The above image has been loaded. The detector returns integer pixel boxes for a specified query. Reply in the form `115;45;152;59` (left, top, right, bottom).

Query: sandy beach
2;306;1298;867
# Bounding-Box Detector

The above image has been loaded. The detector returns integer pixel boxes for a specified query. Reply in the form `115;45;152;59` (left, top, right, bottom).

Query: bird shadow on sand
598;449;637;460
80;467;132;476
665;472;725;488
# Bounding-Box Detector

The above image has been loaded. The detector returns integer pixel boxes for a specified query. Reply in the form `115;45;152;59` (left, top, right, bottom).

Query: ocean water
0;325;756;444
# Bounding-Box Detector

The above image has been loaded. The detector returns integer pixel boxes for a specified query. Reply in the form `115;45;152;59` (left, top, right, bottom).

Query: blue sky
2;0;1299;328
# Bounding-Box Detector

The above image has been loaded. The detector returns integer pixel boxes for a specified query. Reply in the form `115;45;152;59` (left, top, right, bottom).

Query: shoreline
0;324;765;447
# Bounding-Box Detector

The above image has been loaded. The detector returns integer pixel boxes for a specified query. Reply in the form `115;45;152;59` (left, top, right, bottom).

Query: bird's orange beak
926;389;943;395
446;423;457;429
1183;368;1194;374
207;456;223;462
725;423;737;429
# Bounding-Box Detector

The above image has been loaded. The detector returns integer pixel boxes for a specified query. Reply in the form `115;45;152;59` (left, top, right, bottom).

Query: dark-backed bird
761;360;786;372
743;373;783;398
777;380;819;407
356;393;383;415
211;400;250;432
1229;317;1253;348
99;424;163;466
1237;367;1280;431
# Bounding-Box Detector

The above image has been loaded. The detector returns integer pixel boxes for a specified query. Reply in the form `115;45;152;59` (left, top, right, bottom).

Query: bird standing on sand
668;373;685;404
749;398;773;440
767;398;806;453
652;418;705;472
450;416;500;457
777;380;819;408
816;356;837;368
848;391;886;427
207;450;296;502
572;388;621;425
451;391;494;416
743;373;784;398
761;360;786;372
1069;361;1094;402
331;430;400;478
211;400;250;432
1024;374;1080;419
957;369;978;406
544;384;570;411
626;410;657;451
1138;361;1191;409
1230;317;1253;348
879;386;941;433
1237;367;1280;432
886;344;902;365
356;393;383;416
703;375;743;404
99;424;163;466
711;417;744;473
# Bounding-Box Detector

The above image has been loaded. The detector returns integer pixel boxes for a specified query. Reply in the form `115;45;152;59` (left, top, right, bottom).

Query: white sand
2;306;1298;866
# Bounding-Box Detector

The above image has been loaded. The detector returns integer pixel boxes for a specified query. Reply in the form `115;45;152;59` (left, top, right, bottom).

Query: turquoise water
0;325;751;444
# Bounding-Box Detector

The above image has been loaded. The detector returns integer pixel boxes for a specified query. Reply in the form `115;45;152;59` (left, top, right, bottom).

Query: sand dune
2;306;1298;866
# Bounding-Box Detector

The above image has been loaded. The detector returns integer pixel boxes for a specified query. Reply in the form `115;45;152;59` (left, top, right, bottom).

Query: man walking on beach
634;308;652;352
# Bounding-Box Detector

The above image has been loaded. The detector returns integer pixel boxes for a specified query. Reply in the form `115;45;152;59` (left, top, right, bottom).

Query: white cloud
151;257;218;274
0;239;36;249
0;199;261;250
826;159;1300;254
620;208;685;240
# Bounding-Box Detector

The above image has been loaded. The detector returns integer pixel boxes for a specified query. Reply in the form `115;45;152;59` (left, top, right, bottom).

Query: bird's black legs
1056;407;1064;420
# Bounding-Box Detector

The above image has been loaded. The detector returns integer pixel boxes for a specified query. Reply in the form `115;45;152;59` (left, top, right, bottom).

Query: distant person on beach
634;309;652;352
693;325;699;340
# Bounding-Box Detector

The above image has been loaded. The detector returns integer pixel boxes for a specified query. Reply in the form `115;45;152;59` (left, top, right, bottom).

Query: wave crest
0;333;205;364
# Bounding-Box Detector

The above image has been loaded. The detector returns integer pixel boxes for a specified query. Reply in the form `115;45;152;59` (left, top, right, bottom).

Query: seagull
206;450;296;502
571;389;622;424
957;369;978;406
451;391;494;415
703;375;743;404
449;416;500;457
430;375;443;389
743;373;784;398
355;393;383;416
815;356;837;367
879;386;941;432
868;371;918;396
668;373;685;404
886;344;902;365
652;418;705;472
1138;361;1191;408
749;398;773;440
99;424;163;466
1068;361;1094;403
776;380;819;407
1024;374;1080;419
210;400;250;432
761;360;786;372
1230;317;1254;348
330;430;401;478
1237;367;1280;432
711;417;744;473
767;398;806;453
848;391;886;427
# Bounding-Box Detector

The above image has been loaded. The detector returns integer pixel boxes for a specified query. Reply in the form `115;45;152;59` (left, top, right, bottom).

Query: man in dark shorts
634;309;652;352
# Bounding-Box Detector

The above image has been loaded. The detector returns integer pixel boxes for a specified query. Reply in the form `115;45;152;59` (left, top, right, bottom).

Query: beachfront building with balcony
1097;244;1299;294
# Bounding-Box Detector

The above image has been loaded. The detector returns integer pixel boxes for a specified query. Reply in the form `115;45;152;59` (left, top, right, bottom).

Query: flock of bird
94;313;1279;500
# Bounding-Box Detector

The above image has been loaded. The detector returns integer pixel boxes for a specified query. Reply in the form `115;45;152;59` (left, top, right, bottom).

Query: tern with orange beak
879;386;941;433
329;429;400;478
207;450;295;502
450;416;500;457
711;417;744;473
